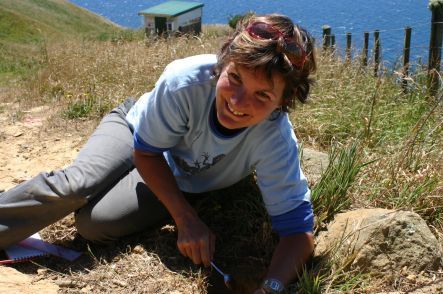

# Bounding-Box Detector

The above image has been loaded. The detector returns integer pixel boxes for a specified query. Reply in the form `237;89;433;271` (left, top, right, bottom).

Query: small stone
132;245;145;254
55;280;75;287
80;285;93;293
112;279;128;287
37;269;48;275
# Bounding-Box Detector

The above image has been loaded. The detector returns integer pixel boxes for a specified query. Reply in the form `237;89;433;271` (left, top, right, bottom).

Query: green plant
311;141;369;228
295;266;324;294
63;95;108;119
63;98;94;119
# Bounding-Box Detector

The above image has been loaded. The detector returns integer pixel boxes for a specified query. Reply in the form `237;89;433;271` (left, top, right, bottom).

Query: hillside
0;0;120;43
0;0;123;81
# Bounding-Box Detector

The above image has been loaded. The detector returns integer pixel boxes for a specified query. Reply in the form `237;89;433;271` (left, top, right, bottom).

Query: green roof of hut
138;1;204;17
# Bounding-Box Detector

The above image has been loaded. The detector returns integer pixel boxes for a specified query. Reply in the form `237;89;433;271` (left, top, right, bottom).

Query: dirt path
0;102;93;192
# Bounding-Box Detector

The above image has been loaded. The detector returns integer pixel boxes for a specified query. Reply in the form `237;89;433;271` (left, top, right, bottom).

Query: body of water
69;0;431;66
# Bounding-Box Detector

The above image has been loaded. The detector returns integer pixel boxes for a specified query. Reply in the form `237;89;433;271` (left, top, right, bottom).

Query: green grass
0;0;123;81
0;8;44;44
0;0;118;38
63;96;105;119
311;141;369;228
295;266;324;294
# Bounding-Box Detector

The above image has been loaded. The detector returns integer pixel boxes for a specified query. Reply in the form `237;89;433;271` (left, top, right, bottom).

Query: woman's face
215;61;285;130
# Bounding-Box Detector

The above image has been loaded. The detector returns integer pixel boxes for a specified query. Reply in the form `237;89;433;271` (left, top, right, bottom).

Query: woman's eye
256;92;271;102
228;73;241;84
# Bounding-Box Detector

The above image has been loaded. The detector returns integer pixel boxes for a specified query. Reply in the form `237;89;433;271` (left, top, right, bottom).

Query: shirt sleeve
254;115;311;216
270;201;314;236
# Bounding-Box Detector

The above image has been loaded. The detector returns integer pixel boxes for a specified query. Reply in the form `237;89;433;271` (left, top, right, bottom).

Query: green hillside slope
0;0;119;43
0;0;123;81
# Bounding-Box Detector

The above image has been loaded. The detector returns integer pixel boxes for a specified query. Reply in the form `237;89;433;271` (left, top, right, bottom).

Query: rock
13;132;24;137
410;281;443;294
301;148;329;185
0;266;59;294
132;245;145;254
315;208;443;275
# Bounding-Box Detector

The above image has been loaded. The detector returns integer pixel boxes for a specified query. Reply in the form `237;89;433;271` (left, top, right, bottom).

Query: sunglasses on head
245;21;307;68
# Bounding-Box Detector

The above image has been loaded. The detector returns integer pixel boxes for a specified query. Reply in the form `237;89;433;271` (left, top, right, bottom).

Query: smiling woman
0;13;316;294
215;62;285;129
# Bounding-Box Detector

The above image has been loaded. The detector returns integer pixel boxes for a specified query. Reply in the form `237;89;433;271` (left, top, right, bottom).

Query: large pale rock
301;148;329;184
315;209;443;275
0;266;59;294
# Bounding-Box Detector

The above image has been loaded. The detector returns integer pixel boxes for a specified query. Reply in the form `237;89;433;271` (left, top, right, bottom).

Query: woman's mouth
227;102;245;116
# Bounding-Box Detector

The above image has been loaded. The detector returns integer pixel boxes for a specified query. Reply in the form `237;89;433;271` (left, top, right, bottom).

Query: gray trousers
0;99;172;249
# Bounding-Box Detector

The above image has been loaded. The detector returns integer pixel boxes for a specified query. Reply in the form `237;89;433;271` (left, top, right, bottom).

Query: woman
0;13;316;293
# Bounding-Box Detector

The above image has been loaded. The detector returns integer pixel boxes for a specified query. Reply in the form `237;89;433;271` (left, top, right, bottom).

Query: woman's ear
296;80;310;103
268;106;283;121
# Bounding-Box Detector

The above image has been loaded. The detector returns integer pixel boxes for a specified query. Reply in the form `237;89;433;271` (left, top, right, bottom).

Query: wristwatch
261;278;285;293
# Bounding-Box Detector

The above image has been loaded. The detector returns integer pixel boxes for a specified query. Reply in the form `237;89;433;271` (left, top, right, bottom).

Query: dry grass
25;36;220;115
294;51;443;227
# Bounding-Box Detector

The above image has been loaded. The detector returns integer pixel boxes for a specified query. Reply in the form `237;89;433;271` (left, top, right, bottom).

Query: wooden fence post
331;34;336;55
362;32;369;66
428;1;443;96
322;25;331;52
402;26;412;92
374;30;381;76
346;32;352;62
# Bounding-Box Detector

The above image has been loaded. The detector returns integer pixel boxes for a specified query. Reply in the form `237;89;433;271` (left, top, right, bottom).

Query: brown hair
214;13;317;112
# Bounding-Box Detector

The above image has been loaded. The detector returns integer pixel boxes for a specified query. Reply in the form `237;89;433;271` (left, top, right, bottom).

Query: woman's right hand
176;214;215;267
134;150;215;266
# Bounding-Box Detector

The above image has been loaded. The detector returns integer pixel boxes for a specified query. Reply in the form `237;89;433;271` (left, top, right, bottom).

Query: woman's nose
230;89;250;107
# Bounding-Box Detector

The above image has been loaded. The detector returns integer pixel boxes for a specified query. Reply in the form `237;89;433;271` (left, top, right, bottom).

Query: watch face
264;278;284;293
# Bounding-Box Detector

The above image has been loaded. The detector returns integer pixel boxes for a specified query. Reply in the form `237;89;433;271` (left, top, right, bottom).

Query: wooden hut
138;1;204;36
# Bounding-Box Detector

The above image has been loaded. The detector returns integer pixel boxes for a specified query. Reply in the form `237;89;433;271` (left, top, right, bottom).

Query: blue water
69;0;431;66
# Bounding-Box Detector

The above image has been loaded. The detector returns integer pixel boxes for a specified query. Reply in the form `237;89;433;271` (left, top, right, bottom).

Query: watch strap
262;278;285;293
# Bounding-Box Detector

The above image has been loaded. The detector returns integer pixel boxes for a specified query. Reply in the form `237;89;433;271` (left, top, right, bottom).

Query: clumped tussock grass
311;141;368;229
3;27;442;293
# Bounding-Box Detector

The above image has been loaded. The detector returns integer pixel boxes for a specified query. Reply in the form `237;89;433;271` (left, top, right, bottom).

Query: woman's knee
74;207;117;244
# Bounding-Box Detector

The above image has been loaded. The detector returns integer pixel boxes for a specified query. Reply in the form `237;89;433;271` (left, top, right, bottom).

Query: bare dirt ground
0;102;92;192
0;100;105;293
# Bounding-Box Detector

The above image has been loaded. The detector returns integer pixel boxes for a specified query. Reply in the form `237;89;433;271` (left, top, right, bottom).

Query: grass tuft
311;141;368;228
